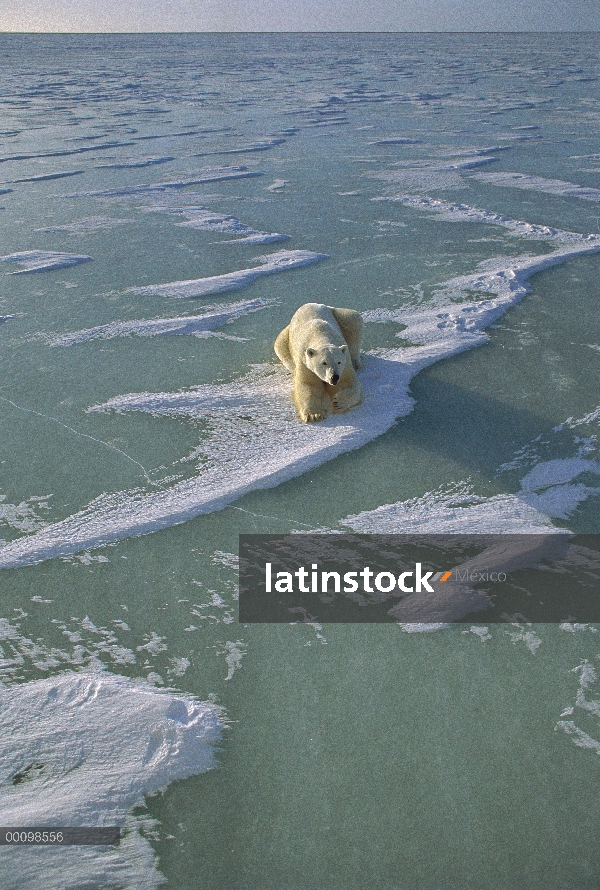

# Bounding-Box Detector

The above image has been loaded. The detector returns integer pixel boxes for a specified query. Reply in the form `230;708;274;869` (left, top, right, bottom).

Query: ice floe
0;672;222;890
134;129;202;141
0;493;51;534
221;232;289;245
194;137;286;156
471;171;600;201
141;204;289;244
557;661;600;759
375;195;600;245
341;457;600;535
0;251;93;274
363;235;600;358
62;166;261;199
368;137;422;145
127;249;326;299
47;297;272;346
557;404;600;430
4;170;84;183
94;156;174;169
371;154;498;191
338;457;600;626
0;142;136;163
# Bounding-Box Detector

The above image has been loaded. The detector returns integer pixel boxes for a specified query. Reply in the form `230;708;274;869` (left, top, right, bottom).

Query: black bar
239;533;600;624
0;827;121;846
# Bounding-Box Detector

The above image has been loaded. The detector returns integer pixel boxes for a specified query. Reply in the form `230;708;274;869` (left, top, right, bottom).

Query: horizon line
1;29;599;35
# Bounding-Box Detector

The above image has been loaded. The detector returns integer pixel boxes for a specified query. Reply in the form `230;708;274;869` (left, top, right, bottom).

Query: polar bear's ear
306;348;315;358
340;344;347;353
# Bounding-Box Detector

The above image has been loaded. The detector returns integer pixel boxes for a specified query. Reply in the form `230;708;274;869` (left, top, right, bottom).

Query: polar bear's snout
331;372;340;385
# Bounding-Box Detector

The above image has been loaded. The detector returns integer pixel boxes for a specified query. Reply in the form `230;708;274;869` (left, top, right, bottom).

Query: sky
1;0;600;32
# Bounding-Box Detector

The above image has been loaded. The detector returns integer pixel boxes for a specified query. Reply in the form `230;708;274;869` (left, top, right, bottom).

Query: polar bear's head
305;343;347;385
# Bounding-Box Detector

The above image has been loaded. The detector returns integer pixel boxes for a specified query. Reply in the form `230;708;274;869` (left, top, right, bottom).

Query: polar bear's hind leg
274;325;295;372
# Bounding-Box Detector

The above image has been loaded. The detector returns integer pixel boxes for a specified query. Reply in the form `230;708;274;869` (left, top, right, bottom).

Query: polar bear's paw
332;385;363;413
298;408;327;423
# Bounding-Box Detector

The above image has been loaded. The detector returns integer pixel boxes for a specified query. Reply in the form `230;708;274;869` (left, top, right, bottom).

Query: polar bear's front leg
294;380;329;423
331;368;363;413
331;382;363;413
292;364;330;423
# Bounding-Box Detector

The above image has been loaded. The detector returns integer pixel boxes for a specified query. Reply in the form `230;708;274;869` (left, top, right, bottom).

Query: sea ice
0;672;222;890
0;251;93;274
471;171;600;202
127;249;327;299
2;208;599;568
62;167;261;199
47;297;273;346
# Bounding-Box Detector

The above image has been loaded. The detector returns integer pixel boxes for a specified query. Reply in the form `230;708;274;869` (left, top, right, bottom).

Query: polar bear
274;302;364;423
